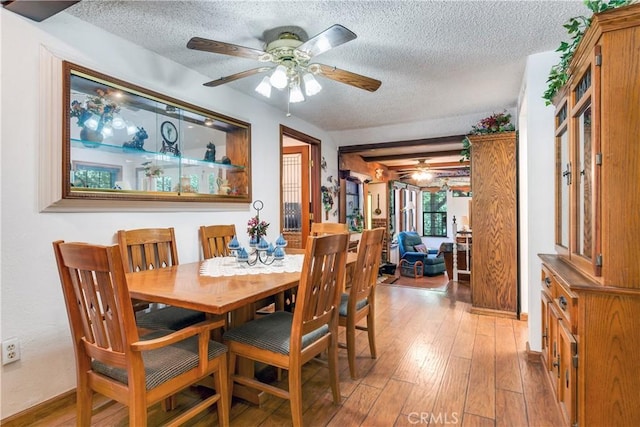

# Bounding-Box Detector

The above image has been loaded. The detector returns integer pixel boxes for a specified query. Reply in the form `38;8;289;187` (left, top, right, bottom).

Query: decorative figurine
203;142;216;162
221;156;231;165
122;127;148;151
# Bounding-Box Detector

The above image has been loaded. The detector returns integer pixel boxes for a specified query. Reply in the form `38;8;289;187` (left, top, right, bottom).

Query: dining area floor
18;284;563;427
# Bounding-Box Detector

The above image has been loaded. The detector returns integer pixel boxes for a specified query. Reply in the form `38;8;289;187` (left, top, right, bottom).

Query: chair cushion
223;311;328;355
92;330;227;390
136;306;206;330
423;255;445;266
338;293;368;317
414;244;428;253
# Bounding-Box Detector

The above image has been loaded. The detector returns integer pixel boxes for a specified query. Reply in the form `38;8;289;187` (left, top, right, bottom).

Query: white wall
517;51;559;350
0;10;337;418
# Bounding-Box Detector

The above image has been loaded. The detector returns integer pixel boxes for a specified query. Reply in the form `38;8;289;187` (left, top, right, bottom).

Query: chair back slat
53;241;136;361
200;225;236;259
351;228;385;304
117;228;179;272
310;222;348;236
294;233;348;341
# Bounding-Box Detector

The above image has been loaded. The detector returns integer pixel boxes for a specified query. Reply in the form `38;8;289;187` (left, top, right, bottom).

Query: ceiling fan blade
203;67;272;87
187;37;266;60
314;64;381;92
297;24;357;57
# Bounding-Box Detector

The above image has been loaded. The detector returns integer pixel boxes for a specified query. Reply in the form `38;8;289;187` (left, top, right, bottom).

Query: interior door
282;146;310;249
280;126;321;250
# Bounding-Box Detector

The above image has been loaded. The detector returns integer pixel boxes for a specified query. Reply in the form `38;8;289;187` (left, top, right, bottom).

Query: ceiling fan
397;160;436;181
186;24;381;104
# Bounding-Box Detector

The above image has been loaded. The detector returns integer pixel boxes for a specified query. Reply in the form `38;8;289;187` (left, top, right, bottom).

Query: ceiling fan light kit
254;76;272;97
187;24;381;112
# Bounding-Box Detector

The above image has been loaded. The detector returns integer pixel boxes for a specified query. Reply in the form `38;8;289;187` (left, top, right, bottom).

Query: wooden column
469;131;518;318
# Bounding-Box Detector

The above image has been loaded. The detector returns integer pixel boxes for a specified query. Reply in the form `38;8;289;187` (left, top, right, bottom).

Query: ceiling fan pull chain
286;87;292;117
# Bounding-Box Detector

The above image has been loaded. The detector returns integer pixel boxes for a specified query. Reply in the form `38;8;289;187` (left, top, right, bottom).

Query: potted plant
460;111;515;161
542;0;631;105
70;88;121;146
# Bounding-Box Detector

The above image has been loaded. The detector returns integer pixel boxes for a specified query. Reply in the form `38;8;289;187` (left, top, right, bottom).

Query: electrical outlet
2;337;21;365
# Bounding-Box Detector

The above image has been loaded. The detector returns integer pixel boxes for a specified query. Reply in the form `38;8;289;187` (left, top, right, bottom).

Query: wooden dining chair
117;227;206;330
52;241;229;427
223;232;349;427
310;222;348;236
199;224;237;259
338;227;385;379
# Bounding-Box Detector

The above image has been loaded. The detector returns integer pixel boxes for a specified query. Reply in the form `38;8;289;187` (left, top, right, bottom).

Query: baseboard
0;389;76;426
526;341;542;363
469;306;518;319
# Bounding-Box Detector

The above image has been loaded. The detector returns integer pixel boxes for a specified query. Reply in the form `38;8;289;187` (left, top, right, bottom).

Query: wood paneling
469;132;518;315
600;25;640;288
580;292;640;425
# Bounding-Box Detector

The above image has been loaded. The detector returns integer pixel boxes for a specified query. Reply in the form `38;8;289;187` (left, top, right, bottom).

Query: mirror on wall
63;61;252;203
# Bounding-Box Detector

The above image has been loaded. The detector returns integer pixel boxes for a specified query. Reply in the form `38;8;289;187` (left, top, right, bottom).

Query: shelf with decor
62;61;251;203
539;4;640;426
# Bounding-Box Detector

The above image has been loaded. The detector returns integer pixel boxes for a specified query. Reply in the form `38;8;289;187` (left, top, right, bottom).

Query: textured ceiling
65;0;588;134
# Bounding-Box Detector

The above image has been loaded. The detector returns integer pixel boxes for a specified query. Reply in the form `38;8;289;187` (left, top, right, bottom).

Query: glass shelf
70;138;246;171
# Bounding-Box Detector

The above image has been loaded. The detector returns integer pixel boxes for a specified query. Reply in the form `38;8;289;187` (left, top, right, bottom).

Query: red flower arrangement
470;111;515;134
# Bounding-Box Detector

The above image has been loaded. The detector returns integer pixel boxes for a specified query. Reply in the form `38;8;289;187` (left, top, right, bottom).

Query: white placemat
199;254;305;277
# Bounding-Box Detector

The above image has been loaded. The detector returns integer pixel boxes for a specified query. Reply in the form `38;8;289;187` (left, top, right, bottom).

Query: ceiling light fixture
269;65;289;89
302;72;322;96
256;64;323;102
412;170;433;182
289;83;305;103
255;76;272;98
252;33;324;106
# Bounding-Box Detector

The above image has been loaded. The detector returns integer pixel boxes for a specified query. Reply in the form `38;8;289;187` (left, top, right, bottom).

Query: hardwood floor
11;284;563;426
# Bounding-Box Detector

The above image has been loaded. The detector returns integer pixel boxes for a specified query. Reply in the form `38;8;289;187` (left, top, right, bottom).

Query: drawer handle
558;296;568;310
544;277;552;287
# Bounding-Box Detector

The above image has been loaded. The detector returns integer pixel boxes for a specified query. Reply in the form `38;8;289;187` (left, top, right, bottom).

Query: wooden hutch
539;4;640;426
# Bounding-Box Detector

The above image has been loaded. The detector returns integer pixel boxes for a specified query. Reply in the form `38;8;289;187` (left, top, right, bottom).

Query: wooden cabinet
539;256;640;427
540;5;640;426
469;131;518;317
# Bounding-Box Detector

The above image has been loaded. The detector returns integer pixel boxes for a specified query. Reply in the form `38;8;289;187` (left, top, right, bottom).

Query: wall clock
160;121;178;144
160;121;180;155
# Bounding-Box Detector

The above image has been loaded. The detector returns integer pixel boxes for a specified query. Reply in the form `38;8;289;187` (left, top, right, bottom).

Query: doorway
280;126;321;249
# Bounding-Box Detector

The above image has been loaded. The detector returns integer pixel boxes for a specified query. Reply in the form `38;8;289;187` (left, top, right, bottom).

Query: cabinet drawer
554;281;578;334
541;266;554;298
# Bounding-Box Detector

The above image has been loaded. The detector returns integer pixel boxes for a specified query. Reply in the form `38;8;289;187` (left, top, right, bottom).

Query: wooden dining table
126;249;357;404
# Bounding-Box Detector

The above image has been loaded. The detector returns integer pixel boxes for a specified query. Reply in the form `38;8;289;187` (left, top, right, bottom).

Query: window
72;162;121;189
422;191;447;237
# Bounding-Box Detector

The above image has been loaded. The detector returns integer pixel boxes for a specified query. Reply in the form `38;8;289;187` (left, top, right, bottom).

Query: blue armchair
397;231;446;276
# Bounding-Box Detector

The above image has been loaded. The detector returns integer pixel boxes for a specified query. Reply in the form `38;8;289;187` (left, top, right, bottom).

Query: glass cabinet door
568;61;601;277
576;105;593;260
555;100;570;252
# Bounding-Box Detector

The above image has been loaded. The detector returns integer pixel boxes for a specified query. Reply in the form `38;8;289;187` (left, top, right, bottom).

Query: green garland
543;0;631;105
